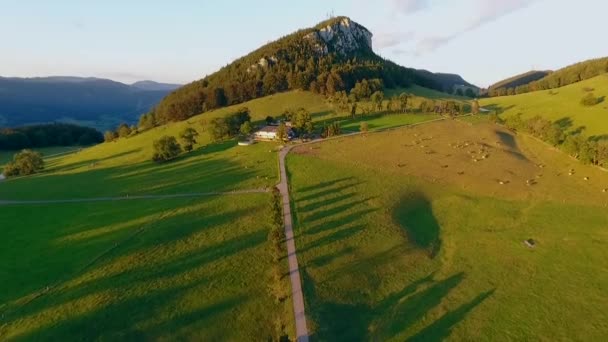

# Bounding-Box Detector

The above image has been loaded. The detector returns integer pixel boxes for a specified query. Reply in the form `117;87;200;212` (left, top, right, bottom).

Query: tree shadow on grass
394;193;441;257
1;147;261;200
2;204;266;340
303;268;488;341
407;289;495;342
493;129;528;161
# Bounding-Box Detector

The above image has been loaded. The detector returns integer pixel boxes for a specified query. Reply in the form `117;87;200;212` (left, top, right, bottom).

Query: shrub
580;93;602;106
3;149;44;177
152;136;182;162
360;122;369;133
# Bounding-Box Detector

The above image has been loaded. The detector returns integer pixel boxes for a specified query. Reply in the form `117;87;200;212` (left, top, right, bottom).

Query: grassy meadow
286;119;608;340
480;74;608;137
0;194;294;341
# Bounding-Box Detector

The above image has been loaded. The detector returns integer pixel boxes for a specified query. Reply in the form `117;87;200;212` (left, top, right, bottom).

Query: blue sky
1;0;606;87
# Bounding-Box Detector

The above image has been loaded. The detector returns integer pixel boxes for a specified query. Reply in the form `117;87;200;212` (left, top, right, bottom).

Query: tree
210;117;230;142
138;112;157;130
152;136;182;162
3;149;44;177
104;130;117;142
399;93;410;113
276;122;288;141
471;100;480;115
292;108;313;136
350;102;358;118
239;121;253;136
360;122;369;133
179;127;199;152
371;91;384;111
117;123;131;138
455;89;464;96
464;88;475;98
265;116;274;125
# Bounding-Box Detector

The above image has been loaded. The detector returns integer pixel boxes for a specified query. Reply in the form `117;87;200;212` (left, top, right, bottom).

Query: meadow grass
480;74;608;137
0;140;279;200
0;194;294;341
0;146;81;169
286;120;608;340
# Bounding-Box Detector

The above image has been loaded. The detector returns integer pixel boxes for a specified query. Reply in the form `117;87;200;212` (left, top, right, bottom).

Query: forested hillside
486;70;551;96
0;123;103;150
147;16;475;126
0;77;180;130
487;57;608;97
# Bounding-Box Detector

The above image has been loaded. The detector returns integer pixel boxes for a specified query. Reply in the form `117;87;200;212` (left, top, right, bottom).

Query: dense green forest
0;123;103;150
488;57;608;97
142;17;470;127
486;70;550;95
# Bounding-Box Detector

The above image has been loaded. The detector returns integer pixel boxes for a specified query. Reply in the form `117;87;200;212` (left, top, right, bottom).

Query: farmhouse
254;125;293;141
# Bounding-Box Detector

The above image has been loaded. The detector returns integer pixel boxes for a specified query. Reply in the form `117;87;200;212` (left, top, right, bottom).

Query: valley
2;9;608;342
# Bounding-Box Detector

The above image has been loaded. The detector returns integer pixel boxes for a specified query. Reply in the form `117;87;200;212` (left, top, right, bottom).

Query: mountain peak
305;16;373;56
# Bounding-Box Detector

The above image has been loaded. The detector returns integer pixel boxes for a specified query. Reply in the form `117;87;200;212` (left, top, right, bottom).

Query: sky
1;0;606;87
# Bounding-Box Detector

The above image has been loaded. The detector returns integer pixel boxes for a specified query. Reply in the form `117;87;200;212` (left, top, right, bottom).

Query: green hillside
481;75;608;136
148;16;473;125
287;119;608;340
487;57;608;97
486;70;550;95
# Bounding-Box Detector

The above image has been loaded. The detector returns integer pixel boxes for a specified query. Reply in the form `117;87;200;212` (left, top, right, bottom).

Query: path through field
278;145;309;342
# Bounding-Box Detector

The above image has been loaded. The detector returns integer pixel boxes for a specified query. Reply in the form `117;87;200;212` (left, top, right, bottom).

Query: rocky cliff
304;17;373;56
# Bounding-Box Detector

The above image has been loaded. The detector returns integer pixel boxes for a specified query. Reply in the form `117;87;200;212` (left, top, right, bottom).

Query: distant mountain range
0;77;181;131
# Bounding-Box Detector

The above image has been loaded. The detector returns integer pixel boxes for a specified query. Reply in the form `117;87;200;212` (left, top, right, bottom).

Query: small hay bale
583;177;589;181
524;239;536;248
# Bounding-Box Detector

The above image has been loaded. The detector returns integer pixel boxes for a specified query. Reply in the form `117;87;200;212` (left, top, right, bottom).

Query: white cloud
414;0;540;54
390;0;429;14
374;31;415;49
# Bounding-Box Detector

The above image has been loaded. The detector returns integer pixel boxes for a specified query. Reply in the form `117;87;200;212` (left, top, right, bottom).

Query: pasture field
0;194;294;341
480;74;608;137
287;119;608;340
0;146;81;169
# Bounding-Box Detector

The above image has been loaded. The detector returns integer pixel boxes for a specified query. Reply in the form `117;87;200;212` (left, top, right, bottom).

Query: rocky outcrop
304;17;373;56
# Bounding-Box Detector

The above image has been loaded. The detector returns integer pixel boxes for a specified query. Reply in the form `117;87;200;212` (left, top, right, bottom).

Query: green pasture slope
480;74;608;137
286;120;608;340
0;195;293;340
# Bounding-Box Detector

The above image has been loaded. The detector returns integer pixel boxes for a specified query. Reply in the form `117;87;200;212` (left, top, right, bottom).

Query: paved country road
277;146;309;342
0;189;269;205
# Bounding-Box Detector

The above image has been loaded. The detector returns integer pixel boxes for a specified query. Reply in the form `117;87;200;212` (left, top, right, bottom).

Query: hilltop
486;57;608;96
150;16;476;125
0;76;181;131
486;70;551;96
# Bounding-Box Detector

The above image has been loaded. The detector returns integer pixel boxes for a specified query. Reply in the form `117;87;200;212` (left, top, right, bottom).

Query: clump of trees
210;107;251;141
152;136;182;163
3;149;44;177
0;123;103;150
104;123;138;142
324;122;341;137
580;93;603;106
284;108;314;137
502;113;608;166
267;187;289;339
